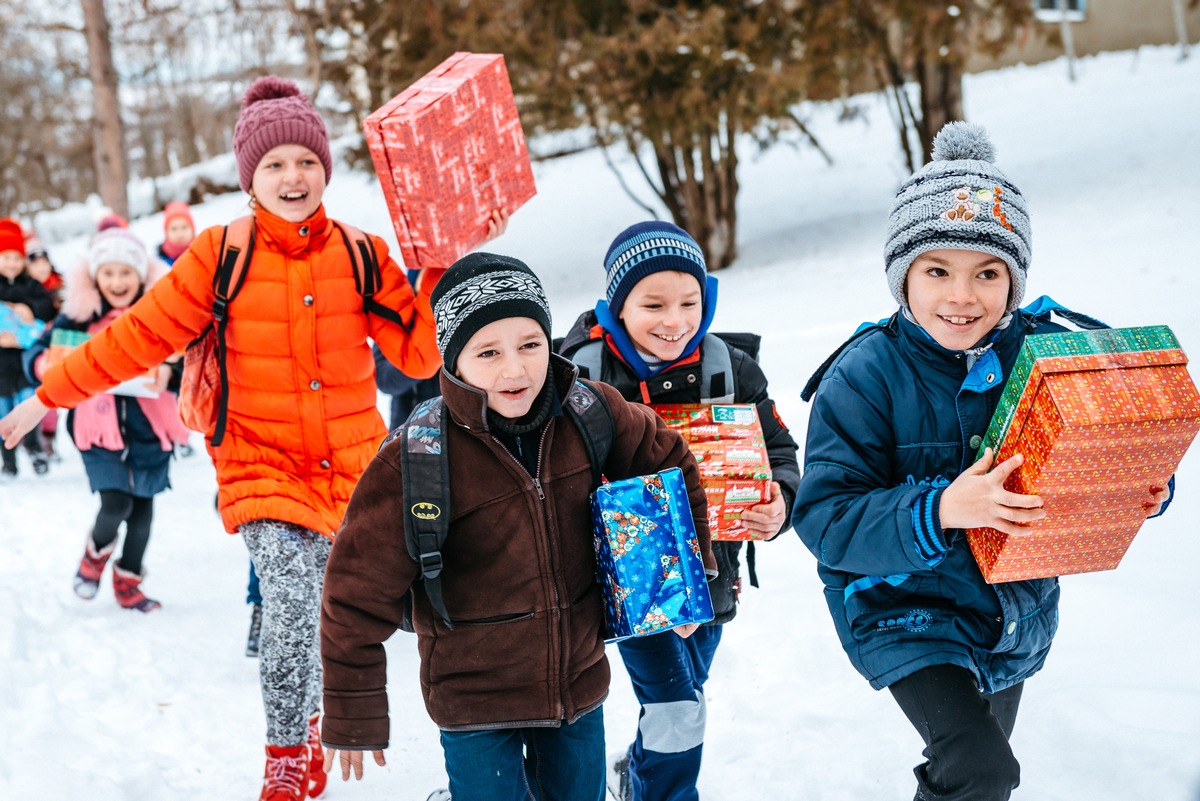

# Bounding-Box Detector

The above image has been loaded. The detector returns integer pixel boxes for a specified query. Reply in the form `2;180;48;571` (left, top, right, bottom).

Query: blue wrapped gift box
0;305;45;349
591;467;714;643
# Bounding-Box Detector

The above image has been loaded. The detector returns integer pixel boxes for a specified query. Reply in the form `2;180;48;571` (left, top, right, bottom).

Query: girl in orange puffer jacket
0;76;497;801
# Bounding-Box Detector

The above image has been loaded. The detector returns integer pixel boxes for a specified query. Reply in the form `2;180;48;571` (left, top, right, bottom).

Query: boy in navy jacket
793;123;1171;801
559;221;800;801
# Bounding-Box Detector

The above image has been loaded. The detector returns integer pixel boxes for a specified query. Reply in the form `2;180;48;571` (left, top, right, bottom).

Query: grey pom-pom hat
884;122;1031;312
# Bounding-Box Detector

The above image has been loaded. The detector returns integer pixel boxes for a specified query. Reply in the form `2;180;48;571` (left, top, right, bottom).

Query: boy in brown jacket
320;253;716;801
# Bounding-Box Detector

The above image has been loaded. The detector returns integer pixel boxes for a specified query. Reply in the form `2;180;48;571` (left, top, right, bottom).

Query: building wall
969;1;1200;72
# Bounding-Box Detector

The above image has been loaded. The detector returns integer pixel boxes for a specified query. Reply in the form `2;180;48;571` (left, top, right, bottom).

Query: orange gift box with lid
652;404;772;540
967;326;1200;583
362;52;537;272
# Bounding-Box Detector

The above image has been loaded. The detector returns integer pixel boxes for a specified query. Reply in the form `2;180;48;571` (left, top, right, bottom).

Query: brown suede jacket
321;355;715;744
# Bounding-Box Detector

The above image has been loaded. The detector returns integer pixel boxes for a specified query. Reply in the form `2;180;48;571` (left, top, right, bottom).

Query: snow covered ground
3;46;1200;800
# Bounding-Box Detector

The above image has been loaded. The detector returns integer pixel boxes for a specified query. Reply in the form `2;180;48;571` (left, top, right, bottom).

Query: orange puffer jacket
36;205;441;535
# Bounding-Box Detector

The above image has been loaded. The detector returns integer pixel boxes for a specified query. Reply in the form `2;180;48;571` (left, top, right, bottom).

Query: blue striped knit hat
603;221;707;315
885;122;1031;312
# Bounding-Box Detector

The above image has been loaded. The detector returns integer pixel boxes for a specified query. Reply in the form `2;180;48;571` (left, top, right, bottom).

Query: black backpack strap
399;396;454;629
800;316;895;402
332;220;415;333
712;332;761;362
700;334;735;403
563;380;614;487
210;218;255;446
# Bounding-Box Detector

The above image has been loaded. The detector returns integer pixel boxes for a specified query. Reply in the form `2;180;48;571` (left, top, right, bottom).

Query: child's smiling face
905;248;1011;351
0;250;25;280
251;144;326;223
94;262;143;309
618;270;703;363
455;316;550;419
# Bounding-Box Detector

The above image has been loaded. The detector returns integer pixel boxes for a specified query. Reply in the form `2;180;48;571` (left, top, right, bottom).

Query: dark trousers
888;664;1024;801
617;625;723;801
439;706;606;801
92;491;154;574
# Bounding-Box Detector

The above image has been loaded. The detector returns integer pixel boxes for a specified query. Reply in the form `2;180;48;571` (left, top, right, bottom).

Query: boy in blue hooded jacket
792;122;1170;801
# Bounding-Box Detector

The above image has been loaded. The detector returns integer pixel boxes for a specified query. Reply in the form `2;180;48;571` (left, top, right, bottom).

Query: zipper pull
533;477;545;501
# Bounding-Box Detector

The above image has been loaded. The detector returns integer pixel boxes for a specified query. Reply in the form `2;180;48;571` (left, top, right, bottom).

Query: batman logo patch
411;502;441;520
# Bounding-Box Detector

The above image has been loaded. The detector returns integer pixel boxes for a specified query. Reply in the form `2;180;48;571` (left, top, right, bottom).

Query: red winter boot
260;744;310;801
306;714;327;798
111;566;162;613
73;536;115;600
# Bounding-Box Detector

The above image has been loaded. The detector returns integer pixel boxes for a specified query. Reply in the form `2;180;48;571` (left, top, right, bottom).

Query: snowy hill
3;47;1200;800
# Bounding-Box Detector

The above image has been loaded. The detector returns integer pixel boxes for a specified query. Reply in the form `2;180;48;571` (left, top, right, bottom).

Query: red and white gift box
363;52;537;272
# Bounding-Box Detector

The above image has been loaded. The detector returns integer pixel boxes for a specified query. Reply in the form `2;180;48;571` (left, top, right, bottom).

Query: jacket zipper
495;425;563;717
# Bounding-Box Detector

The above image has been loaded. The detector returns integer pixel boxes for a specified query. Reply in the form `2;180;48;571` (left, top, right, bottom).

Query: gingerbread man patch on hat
941;186;981;223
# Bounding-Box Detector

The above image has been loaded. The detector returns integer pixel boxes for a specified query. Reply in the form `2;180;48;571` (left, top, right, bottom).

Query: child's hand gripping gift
592;467;715;642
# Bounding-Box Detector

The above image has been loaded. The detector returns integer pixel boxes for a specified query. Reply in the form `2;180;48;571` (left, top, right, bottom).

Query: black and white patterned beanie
430;252;553;372
884;122;1032;312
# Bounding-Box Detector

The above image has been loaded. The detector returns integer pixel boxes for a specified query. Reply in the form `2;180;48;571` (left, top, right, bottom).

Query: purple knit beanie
232;76;333;193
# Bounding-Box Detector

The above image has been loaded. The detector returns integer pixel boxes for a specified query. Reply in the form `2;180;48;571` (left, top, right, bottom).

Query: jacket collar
591;274;719;381
440;353;581;435
252;204;331;258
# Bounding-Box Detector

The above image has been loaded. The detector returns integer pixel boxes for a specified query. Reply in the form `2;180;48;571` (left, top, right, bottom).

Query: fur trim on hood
62;256;170;323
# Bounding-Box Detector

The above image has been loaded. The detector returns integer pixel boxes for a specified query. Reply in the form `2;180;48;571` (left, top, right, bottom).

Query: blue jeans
247;559;261;605
439;706;606;801
617;625;723;801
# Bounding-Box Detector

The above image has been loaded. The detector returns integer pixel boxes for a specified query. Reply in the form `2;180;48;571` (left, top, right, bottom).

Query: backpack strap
573;333;736;403
331;220;415;333
800;316;896;402
563;380;615;487
699;334;735;403
1020;295;1109;331
571;340;604;381
399;395;454;629
210;217;256;446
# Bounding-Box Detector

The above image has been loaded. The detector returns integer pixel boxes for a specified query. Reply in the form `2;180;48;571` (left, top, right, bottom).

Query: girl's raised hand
483;208;509;243
938;448;1045;536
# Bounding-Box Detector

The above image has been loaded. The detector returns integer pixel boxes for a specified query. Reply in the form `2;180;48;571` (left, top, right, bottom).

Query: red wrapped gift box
362;52;537;272
967;326;1200;583
652;404;772;541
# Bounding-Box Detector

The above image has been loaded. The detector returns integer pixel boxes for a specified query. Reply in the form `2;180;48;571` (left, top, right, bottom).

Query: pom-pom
931;121;996;163
242;76;302;109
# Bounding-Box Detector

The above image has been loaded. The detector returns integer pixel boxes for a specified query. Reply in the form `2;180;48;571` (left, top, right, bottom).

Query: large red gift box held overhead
363;52;537;271
966;326;1200;583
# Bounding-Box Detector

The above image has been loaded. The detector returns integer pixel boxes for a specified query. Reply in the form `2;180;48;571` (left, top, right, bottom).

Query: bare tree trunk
917;54;964;160
650;124;738;271
81;0;128;218
1059;0;1077;82
1173;0;1191;60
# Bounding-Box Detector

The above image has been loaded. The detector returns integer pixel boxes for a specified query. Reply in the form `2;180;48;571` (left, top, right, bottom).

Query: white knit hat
89;228;149;279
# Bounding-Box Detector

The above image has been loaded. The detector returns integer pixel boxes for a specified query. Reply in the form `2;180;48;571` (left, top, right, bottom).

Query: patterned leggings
240;519;331;747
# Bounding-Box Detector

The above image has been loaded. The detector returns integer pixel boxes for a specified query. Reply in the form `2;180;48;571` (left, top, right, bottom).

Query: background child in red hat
0;217;54;478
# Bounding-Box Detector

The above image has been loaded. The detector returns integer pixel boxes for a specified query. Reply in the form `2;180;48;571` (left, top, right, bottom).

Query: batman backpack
390;379;614;632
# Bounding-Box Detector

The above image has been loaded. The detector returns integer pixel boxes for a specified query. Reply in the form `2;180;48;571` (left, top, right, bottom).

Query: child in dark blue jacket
792;122;1171;801
559;221;800;801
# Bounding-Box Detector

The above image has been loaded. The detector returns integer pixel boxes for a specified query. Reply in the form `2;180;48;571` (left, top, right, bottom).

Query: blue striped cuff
911;487;949;566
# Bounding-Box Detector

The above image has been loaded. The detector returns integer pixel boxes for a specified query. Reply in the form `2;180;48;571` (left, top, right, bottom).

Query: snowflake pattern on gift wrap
601;510;656;557
643;475;671;512
634;605;674;636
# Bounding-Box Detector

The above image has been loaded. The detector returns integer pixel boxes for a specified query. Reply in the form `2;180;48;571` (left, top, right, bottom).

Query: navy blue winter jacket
793;308;1075;693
